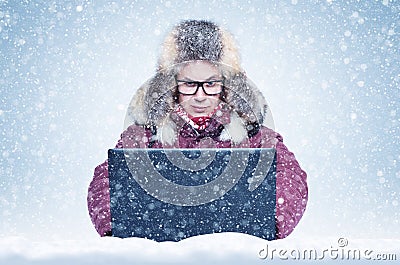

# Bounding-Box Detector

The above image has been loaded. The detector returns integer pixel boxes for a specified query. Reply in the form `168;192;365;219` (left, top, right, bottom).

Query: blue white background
1;0;399;264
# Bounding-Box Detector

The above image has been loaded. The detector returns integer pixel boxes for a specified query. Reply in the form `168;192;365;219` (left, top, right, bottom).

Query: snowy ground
1;235;399;265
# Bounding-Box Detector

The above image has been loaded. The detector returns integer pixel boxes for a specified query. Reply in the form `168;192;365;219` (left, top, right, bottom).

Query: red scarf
175;104;222;130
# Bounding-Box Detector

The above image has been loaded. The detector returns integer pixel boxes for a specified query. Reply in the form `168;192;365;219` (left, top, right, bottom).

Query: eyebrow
178;75;222;81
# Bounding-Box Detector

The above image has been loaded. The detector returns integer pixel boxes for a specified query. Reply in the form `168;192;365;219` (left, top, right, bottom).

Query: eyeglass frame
175;78;225;96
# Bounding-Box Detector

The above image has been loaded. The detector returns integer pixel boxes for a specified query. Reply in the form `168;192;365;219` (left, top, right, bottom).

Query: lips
191;106;208;112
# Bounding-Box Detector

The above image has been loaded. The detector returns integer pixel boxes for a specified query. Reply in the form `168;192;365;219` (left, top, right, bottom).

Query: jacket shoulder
256;126;283;148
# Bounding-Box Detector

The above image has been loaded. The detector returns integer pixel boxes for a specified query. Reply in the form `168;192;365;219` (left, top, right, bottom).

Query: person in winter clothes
87;20;308;239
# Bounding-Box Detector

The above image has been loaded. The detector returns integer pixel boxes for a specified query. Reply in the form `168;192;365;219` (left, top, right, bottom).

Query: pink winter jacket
87;114;308;239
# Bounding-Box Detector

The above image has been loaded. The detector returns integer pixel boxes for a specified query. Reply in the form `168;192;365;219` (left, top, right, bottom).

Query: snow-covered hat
158;20;242;73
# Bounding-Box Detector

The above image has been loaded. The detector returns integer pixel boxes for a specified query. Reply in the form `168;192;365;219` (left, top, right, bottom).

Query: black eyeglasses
176;79;224;95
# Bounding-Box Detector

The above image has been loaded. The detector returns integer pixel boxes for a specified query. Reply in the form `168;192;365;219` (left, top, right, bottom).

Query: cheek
210;96;221;105
178;94;191;105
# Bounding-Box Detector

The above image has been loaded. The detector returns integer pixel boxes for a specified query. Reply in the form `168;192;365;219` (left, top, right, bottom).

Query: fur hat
158;20;242;73
125;20;273;145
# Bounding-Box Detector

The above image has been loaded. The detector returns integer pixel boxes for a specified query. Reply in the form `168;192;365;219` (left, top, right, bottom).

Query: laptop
108;148;276;242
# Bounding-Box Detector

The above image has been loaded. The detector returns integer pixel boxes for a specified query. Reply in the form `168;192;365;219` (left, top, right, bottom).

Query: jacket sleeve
255;127;308;239
87;125;149;236
87;160;112;236
274;137;308;239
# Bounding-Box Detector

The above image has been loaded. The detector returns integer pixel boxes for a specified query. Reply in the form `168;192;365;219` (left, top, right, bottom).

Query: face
177;61;222;117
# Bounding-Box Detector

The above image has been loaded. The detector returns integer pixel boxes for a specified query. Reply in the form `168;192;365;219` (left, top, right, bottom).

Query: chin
192;110;210;117
189;107;210;116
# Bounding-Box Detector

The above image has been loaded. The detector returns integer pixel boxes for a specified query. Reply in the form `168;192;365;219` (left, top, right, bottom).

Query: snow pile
1;235;399;264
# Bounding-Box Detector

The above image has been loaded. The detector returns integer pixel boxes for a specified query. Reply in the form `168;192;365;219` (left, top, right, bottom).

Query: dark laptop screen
108;148;276;242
